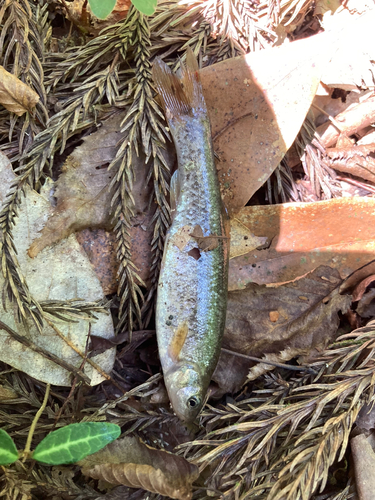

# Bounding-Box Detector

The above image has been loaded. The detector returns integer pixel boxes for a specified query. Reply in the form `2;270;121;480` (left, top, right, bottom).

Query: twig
221;347;318;374
0;320;90;383
45;317;127;394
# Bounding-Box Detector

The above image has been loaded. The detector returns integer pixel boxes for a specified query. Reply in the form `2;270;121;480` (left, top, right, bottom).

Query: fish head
165;363;204;422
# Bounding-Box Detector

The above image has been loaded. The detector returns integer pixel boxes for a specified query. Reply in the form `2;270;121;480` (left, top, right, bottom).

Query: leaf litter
0;1;375;499
0;152;115;386
79;436;199;500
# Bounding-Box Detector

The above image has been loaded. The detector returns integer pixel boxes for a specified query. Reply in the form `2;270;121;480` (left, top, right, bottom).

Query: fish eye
187;396;200;408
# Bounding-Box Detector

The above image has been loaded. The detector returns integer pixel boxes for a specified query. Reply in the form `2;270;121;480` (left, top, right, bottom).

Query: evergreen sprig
108;8;170;332
182;323;375;499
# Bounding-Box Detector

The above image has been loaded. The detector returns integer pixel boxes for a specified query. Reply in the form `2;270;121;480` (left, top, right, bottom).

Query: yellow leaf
0;66;39;116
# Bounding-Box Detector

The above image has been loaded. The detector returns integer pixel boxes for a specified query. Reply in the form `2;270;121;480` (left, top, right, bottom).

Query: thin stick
45;318;127;394
221;348;317;375
311;102;344;133
0;320;90;383
23;384;51;461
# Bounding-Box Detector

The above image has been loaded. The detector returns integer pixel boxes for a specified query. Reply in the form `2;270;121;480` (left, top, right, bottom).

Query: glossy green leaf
33;422;121;465
88;0;117;19
0;429;18;465
131;0;157;16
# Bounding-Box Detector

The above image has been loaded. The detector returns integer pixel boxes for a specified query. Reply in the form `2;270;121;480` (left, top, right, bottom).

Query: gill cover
164;363;204;422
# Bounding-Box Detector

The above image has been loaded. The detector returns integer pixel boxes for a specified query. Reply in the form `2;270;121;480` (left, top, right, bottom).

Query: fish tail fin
152;47;206;118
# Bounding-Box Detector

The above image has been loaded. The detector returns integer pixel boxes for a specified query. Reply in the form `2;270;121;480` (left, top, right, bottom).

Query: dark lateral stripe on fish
152;48;206;117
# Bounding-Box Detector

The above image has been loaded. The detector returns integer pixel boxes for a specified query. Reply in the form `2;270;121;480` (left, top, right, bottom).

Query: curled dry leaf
229;197;375;291
79;436;199;500
317;96;375;148
0;65;39;116
325;143;375;183
213;266;351;392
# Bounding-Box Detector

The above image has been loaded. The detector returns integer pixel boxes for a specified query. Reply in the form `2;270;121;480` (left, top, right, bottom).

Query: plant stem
22;384;51;462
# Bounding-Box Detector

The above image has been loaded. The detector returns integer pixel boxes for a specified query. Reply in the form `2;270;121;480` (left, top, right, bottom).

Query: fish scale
153;50;229;422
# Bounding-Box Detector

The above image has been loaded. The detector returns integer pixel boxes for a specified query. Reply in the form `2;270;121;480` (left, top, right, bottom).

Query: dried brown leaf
229;198;375;291
190;224;229;252
76;229;118;295
317;96;375;148
326;143;375;183
199;34;324;212
351;433;375;500
0;385;18;400
79;436;199;500
26;113;156;286
213;266;351;392
0;65;39;116
229;218;267;259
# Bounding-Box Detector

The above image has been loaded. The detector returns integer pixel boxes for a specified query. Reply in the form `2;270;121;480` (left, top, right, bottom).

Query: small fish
153;50;229;422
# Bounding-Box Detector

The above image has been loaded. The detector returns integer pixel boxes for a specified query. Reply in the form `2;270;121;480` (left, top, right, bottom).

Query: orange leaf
229;197;375;290
0;66;39;116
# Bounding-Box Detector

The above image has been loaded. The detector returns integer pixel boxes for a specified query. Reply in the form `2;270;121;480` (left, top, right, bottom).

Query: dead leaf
314;0;341;17
325;143;375;183
0;152;115;386
352;274;375;302
320;4;375;91
27;113;165;288
173;225;195;251
351;433;375;500
190;225;228;252
229;198;375;291
317;96;375;148
0;65;39;116
339;260;375;296
79;436;199;500
0;385;18;400
76;229;118;295
213;266;351;392
200;34;325;212
357;289;375;319
356;401;375;431
229;218;267;259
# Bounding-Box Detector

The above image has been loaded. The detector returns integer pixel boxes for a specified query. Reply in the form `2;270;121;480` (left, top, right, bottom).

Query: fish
153;49;229;422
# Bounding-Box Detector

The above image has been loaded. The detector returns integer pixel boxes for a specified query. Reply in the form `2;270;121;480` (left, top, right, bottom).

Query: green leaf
33;422;121;465
0;429;18;465
88;0;117;19
131;0;157;16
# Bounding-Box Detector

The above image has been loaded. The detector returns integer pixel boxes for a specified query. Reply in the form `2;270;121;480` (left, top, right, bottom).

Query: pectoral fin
168;321;189;362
